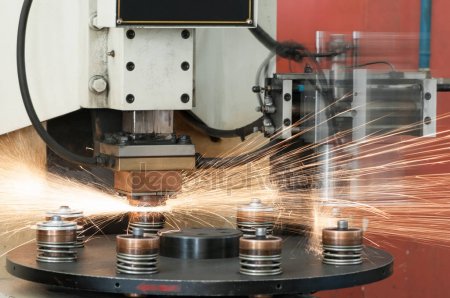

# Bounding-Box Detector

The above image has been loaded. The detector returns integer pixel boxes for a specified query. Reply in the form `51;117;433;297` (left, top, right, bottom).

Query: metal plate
116;0;255;27
6;235;393;296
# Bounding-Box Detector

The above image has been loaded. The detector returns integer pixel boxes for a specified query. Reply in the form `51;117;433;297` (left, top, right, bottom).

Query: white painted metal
97;0;116;28
193;0;276;129
0;0;275;134
0;0;89;135
106;28;194;110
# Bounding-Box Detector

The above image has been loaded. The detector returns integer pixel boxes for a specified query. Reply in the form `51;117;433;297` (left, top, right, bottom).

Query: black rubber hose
249;25;341;61
181;111;262;141
17;0;102;166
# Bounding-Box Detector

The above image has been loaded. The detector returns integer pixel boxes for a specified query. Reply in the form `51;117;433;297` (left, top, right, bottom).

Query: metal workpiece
322;220;363;265
160;228;242;259
7;234;393;296
35;216;78;263
45;206;85;248
129;212;165;235
115;171;183;195
237;198;275;237
122;111;174;135
239;228;283;276
116;228;160;275
100;143;196;158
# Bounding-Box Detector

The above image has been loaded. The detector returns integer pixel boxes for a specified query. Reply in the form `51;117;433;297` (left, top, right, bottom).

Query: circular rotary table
6;234;393;296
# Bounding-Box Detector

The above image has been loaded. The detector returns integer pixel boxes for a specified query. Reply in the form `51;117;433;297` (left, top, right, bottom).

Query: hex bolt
89;14;104;31
126;62;135;71
181;62;190;71
126;94;135;104
181;93;190;103
284;119;291;126
126;29;135;39
89;76;108;94
181;30;191;39
284;93;292;101
425;92;432;100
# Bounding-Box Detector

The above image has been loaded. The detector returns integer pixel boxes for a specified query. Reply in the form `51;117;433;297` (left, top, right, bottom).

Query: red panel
277;0;450;297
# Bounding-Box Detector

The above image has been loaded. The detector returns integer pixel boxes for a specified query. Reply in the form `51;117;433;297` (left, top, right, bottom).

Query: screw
181;62;190;71
178;135;191;144
425;92;432;100
181;30;190;39
89;76;108;94
117;18;123;25
126;29;135;39
424;116;432;125
126;62;135;71
284;118;291;126
246;19;253;25
284;93;292;101
126;94;135;103
107;50;115;58
181;93;190;103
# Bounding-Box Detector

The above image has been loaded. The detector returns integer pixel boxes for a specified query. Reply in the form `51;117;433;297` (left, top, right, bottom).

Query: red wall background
277;0;450;297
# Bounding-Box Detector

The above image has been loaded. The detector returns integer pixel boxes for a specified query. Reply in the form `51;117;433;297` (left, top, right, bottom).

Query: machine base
6;235;393;296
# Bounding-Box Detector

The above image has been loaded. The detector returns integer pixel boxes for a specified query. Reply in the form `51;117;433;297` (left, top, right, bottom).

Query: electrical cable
181;111;263;141
351;61;396;71
17;0;104;166
249;25;343;62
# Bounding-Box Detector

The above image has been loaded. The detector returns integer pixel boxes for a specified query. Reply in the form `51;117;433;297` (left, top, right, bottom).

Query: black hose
249;25;341;61
181;111;262;141
17;0;103;166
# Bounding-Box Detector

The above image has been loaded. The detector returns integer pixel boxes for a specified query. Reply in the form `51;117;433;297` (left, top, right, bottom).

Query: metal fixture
237;198;275;237
116;228;159;275
239;228;282;276
129;212;165;235
35;215;77;263
160;228;242;259
8;234;393;295
46;205;85;248
322;220;363;265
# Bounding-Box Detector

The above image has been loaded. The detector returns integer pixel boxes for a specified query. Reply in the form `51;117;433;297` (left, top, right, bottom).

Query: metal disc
7;235;393;296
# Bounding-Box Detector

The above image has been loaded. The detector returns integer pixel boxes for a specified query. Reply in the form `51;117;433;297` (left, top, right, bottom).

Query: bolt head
89;76;108;94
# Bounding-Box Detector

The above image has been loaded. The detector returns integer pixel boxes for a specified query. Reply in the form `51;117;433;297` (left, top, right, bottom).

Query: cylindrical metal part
116;228;160;275
322;220;363;265
129;212;165;235
35;215;77;263
237;199;275;237
239;230;283;276
46;206;85;248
